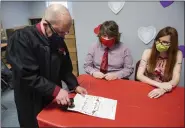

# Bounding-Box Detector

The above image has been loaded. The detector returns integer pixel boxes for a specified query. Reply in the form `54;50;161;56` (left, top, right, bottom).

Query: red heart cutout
94;24;101;35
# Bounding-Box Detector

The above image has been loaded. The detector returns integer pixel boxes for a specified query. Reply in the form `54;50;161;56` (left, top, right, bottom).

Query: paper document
68;94;117;120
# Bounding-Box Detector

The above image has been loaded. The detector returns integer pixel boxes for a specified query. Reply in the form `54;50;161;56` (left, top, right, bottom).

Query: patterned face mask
156;41;170;52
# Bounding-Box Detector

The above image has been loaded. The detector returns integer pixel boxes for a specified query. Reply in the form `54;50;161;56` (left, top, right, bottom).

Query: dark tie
100;47;109;74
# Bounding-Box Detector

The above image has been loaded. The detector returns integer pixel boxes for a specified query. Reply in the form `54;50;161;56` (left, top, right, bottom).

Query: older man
6;4;87;128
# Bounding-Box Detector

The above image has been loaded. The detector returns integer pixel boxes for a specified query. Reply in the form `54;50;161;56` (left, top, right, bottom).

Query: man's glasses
157;39;171;46
45;20;69;36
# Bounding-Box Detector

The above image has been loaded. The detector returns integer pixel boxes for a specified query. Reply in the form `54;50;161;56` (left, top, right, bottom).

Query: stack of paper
68;94;117;120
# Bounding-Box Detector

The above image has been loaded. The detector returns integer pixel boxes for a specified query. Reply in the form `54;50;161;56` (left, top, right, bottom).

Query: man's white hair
42;4;70;24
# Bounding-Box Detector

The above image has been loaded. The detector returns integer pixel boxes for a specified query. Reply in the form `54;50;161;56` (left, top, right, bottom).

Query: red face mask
100;37;116;48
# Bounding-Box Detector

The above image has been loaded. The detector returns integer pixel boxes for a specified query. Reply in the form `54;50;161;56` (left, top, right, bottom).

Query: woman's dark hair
98;20;121;43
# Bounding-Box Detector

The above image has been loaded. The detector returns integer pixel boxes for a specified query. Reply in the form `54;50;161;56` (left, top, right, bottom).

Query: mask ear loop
44;20;51;39
44;27;49;39
45;20;58;34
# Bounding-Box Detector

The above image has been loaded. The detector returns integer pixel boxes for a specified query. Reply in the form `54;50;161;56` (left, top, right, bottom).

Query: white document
68;94;117;120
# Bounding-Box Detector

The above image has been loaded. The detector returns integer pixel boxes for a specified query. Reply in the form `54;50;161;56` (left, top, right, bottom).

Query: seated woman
137;26;183;98
84;20;134;80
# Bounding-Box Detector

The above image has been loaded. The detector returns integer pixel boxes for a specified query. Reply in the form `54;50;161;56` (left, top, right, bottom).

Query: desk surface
37;74;184;127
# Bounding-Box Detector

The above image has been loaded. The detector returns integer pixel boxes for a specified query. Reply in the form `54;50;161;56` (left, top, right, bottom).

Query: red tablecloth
37;74;184;127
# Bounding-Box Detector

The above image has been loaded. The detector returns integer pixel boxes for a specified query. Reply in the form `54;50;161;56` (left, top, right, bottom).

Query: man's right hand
93;71;105;79
56;89;70;105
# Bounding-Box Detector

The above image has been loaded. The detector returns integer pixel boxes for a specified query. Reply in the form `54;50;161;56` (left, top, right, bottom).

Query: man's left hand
75;86;88;96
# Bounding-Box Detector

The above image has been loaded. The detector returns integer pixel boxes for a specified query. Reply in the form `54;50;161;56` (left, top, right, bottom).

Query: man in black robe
6;4;87;128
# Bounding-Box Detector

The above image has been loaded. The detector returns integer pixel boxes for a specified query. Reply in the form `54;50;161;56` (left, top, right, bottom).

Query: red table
37;74;184;127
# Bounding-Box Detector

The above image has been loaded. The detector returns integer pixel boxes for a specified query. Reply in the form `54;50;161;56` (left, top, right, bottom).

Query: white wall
1;1;184;86
1;1;31;29
72;2;184;86
29;1;74;19
1;1;74;28
1;1;46;29
29;1;46;19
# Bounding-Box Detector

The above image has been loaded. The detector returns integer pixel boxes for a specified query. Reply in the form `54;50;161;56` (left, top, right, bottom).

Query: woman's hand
148;88;166;98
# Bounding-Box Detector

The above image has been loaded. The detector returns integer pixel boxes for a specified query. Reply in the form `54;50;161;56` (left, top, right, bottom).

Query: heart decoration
160;1;174;8
108;1;125;15
138;26;156;45
94;24;101;35
178;45;185;58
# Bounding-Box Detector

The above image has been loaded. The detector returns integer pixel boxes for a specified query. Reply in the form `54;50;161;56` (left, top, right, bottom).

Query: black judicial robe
6;25;78;128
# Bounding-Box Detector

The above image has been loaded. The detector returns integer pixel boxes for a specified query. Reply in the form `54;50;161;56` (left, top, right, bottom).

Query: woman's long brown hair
148;26;178;82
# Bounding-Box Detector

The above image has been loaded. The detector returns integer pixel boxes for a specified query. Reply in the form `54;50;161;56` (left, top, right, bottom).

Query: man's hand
157;82;173;92
93;71;105;79
56;89;70;105
148;88;166;98
104;73;118;81
75;86;88;96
